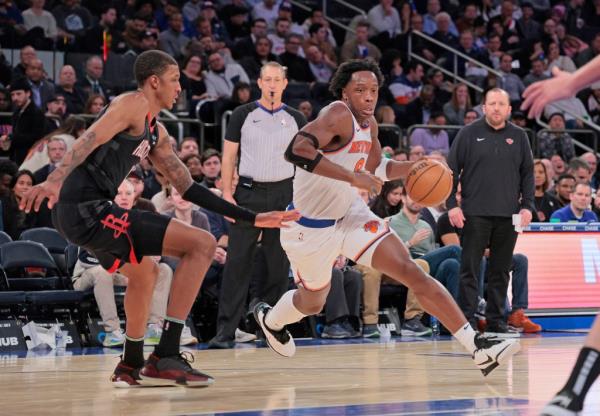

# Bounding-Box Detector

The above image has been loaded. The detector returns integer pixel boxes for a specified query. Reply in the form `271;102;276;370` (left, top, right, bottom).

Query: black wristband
182;183;257;224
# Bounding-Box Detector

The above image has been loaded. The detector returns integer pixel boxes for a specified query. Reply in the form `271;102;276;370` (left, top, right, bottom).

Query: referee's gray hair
259;61;287;79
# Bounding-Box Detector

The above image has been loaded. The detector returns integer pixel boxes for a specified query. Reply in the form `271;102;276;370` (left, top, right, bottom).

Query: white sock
265;290;306;331
453;322;477;354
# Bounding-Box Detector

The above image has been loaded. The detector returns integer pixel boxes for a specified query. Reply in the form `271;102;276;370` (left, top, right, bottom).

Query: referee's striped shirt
225;101;306;182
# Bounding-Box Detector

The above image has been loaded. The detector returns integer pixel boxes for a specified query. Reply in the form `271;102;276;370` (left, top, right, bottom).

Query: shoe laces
175;351;195;369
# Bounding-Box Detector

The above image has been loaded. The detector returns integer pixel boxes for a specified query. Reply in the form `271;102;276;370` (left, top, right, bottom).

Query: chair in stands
0;231;12;246
20;228;69;277
0;241;86;322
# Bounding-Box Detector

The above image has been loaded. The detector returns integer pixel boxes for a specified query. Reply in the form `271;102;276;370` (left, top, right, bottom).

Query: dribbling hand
19;180;60;213
351;171;383;199
254;209;301;228
521;67;575;119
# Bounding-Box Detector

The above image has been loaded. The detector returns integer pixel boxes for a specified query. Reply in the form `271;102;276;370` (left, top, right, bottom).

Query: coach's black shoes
254;302;296;357
472;333;520;376
110;360;143;388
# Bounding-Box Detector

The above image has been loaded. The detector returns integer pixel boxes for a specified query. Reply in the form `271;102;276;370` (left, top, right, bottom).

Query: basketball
405;160;453;206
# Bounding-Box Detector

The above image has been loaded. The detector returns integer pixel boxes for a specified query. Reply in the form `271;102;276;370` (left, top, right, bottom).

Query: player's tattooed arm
148;123;193;193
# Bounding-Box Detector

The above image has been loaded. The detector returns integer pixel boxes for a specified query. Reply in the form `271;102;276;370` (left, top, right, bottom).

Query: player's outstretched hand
19;180;60;213
254;209;301;228
521;67;575;119
351;171;383;199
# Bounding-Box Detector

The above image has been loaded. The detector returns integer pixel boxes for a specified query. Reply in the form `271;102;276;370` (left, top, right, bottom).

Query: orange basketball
405;160;453;207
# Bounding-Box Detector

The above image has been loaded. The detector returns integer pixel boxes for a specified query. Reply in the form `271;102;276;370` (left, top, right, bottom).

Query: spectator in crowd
498;54;526;106
252;0;278;27
81;5;125;54
369;179;403;219
510;110;529;128
523;58;550;87
77;56;112;100
44;94;67;131
428;69;453;108
239;36;279;80
340;21;381;63
12;45;36;82
388;188;462;334
587;82;600;124
221;4;250;43
182;153;203;182
581;152;599;189
198;1;228;43
409;145;426;161
179;54;209;114
22;0;58;43
485;33;504;70
321;256;363;339
182;0;202;24
219;81;252;116
402;12;436;63
569;157;593;186
71;179;176;348
0;79;46;165
301;9;337;48
547;41;577;73
126;165;156;212
543;95;591;129
537;112;575;161
389;61;424;106
268;17;291;56
575;33;600;68
303;23;337;66
443;83;472;126
297;100;313;121
209;62;305;349
551;183;598;222
52;0;93;40
447;88;534;335
456;3;479;33
423;0;458;36
0;159;17;196
199;148;221;189
83;94;107;116
19;115;85;173
367;0;401;50
279;34;314;83
447;30;491;83
432;12;459;57
158;12;189;61
516;1;542;42
2;170;37;239
205;52;250;99
179;137;200;159
55;65;86;115
464;108;479;125
24;58;55;111
534;159;561;222
409;111;450;155
553;173;576;207
305;45;336;84
234;18;268;60
122;13;149;51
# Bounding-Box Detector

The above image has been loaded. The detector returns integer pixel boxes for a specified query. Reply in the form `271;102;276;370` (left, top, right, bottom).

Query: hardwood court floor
0;334;598;415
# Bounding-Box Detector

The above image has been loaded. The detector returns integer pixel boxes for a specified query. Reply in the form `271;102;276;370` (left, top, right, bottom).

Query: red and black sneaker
110;360;143;388
139;352;214;387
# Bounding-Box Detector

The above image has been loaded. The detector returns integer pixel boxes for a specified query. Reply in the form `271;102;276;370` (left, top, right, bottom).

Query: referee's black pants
214;177;293;342
458;216;518;328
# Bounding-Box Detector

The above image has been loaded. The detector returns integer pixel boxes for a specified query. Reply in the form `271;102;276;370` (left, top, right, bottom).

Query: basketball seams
407;162;452;206
414;168;445;204
406;164;438;195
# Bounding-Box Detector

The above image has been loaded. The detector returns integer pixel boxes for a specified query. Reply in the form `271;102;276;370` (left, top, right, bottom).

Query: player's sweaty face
159;65;182;108
345;71;378;118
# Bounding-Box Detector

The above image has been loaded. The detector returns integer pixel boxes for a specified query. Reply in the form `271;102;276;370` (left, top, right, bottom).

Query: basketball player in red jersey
20;50;299;387
253;59;520;376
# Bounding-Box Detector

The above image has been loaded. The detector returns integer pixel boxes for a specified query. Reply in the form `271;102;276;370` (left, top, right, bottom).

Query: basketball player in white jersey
253;59;520;376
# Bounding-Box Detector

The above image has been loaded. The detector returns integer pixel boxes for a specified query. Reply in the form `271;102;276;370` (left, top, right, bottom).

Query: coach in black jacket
447;87;534;335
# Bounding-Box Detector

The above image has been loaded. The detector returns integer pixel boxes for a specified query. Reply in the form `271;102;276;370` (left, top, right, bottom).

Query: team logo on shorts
506;138;513;145
363;220;380;233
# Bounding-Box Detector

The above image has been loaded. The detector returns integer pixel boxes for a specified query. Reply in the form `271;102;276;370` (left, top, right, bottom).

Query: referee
208;62;306;348
447;87;534;336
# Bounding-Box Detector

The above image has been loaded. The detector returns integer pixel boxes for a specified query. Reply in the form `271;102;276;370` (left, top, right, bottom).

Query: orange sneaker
508;309;542;333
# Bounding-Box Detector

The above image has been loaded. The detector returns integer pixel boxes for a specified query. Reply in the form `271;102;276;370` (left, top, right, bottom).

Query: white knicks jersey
293;101;373;219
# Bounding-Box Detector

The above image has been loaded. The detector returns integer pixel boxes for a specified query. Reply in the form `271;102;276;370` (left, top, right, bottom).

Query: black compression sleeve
182;183;257;223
